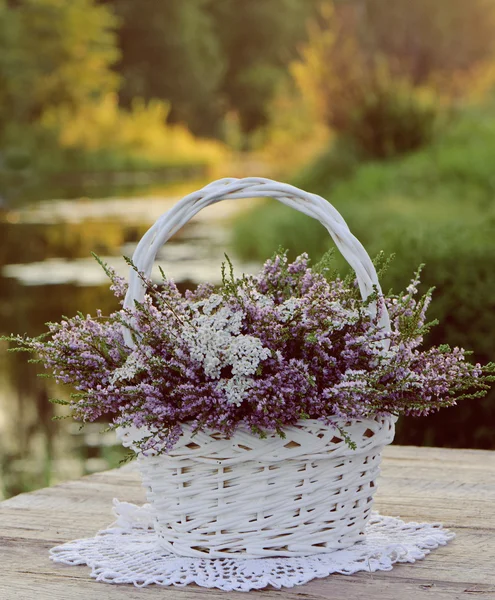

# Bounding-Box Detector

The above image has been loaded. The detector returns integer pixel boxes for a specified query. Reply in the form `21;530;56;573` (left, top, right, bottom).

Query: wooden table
0;446;494;600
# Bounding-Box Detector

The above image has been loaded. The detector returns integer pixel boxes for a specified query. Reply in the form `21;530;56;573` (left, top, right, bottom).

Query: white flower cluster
277;297;302;323
110;351;145;384
328;301;360;329
182;296;271;406
252;291;275;309
217;375;254;406
196;294;223;315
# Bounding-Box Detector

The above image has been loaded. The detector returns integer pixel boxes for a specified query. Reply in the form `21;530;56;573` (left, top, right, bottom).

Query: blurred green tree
208;0;320;136
105;0;319;138
0;0;14;134
104;0;225;137
0;0;119;129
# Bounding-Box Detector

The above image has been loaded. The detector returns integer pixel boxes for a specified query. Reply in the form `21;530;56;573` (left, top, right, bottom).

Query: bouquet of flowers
9;249;493;454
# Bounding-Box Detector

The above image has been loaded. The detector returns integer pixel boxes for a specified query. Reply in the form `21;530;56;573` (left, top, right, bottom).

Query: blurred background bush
0;0;494;497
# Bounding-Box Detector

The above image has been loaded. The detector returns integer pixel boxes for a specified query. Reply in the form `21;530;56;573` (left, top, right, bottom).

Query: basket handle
122;177;390;348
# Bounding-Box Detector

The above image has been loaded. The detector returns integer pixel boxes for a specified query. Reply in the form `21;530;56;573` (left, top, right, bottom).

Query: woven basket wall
117;177;397;559
119;415;396;558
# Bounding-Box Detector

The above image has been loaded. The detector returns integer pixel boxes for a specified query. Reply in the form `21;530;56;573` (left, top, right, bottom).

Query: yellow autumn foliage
255;78;330;176
40;93;228;168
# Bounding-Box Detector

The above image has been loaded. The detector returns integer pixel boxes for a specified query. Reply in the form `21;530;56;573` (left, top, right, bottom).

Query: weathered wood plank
0;446;494;599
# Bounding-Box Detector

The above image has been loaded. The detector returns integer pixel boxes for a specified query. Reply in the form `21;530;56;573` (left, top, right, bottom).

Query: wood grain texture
1;445;494;600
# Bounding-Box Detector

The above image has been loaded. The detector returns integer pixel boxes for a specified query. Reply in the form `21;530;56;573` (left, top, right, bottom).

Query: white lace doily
50;500;455;591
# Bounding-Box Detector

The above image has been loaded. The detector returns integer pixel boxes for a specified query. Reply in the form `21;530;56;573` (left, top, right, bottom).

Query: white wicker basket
118;177;396;558
119;416;396;558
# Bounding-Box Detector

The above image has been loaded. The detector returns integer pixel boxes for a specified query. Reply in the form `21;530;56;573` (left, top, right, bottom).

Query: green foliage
0;0;228;189
0;0;119;128
312;249;337;281
205;0;321;136
335;426;357;451
0;95;226;192
291;137;365;195
0;0;124;188
104;0;321;138
104;0;225;137
343;76;441;159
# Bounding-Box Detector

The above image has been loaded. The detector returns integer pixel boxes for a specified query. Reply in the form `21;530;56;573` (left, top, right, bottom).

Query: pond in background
0;179;262;499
